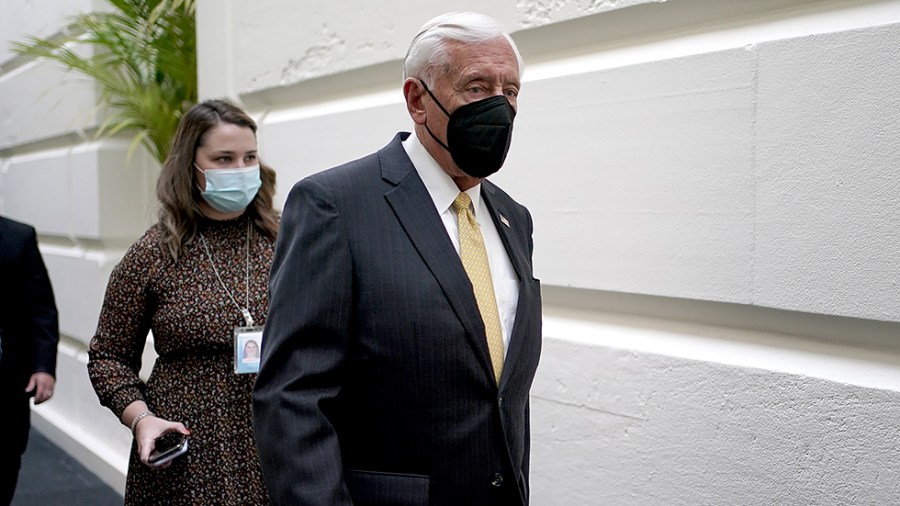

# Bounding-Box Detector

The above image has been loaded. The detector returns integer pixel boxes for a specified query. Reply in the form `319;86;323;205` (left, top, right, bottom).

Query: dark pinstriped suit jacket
0;217;58;390
0;216;59;469
253;132;542;506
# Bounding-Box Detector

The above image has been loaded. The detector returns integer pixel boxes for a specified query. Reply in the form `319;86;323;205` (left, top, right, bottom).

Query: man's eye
505;89;518;98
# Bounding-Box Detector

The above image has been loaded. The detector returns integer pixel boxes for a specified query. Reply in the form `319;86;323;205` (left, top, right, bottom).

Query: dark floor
13;427;122;506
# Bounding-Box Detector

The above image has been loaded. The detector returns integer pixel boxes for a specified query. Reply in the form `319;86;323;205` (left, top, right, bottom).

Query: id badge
234;326;264;374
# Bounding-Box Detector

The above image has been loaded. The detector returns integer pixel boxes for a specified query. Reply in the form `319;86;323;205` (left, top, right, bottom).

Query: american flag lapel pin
499;214;510;228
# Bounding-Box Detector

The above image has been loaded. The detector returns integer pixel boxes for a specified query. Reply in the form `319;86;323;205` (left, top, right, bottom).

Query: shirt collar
402;132;482;214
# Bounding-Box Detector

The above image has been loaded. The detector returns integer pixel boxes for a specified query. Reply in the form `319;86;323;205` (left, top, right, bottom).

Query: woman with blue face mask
88;99;278;505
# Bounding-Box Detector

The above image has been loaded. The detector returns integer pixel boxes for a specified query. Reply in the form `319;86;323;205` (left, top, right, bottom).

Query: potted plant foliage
12;0;197;163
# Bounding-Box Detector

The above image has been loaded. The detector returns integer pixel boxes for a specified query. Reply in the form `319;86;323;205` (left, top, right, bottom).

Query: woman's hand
133;415;190;469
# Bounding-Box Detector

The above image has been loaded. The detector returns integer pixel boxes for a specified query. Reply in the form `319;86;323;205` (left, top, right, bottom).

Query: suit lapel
379;136;497;380
481;185;529;282
481;184;532;387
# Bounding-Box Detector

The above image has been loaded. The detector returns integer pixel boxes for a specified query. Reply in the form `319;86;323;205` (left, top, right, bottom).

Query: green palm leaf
11;0;197;163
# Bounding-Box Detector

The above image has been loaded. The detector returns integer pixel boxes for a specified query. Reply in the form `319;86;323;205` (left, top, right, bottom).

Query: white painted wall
533;313;900;504
0;55;100;149
0;2;158;495
4;0;900;503
0;0;105;64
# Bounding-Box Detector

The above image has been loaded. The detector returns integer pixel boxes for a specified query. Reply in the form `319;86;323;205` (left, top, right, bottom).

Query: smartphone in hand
148;432;189;468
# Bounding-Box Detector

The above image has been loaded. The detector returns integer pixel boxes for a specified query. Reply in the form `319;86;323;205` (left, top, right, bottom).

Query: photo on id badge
234;327;263;374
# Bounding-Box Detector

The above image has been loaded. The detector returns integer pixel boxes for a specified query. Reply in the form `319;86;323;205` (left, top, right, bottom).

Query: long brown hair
156;99;278;261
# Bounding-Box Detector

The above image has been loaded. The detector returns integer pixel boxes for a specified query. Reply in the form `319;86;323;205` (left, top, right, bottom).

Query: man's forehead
443;37;517;59
443;40;521;83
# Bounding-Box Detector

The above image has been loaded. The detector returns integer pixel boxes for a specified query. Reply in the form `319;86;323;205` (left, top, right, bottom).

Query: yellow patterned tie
453;192;504;384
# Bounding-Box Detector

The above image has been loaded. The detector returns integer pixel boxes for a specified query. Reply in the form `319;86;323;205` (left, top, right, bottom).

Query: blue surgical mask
195;164;262;213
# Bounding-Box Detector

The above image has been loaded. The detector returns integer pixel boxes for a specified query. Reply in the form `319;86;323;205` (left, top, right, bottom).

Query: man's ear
403;78;428;125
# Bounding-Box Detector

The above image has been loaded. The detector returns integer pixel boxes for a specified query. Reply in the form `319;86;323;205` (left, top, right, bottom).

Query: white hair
403;11;524;85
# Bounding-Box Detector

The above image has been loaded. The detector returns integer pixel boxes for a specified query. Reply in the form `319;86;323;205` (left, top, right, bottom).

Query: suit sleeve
21;227;59;376
253;177;354;506
522;206;535;488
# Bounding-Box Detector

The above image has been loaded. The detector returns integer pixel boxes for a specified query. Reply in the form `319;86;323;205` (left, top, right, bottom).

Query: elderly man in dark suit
253;11;542;506
0;216;59;505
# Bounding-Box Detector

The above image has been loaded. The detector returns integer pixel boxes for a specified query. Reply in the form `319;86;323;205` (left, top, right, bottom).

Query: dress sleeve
87;231;161;418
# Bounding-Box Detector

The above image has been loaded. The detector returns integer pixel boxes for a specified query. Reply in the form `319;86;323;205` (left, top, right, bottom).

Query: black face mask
420;80;516;178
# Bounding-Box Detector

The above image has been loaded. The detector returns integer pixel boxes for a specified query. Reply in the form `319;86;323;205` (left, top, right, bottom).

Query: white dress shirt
402;133;519;354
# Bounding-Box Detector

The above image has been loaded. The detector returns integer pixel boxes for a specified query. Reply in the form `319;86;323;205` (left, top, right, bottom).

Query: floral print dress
88;215;272;505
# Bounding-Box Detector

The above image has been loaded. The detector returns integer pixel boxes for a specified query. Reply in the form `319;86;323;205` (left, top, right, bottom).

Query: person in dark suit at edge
0;216;59;505
253;11;542;506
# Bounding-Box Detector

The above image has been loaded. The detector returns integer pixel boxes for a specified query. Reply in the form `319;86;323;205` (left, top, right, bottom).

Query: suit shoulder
286;151;381;202
483;180;530;214
310;152;380;187
287;133;407;197
0;216;37;240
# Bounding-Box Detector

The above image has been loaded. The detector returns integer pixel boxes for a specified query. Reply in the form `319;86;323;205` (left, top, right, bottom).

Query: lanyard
198;219;255;327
